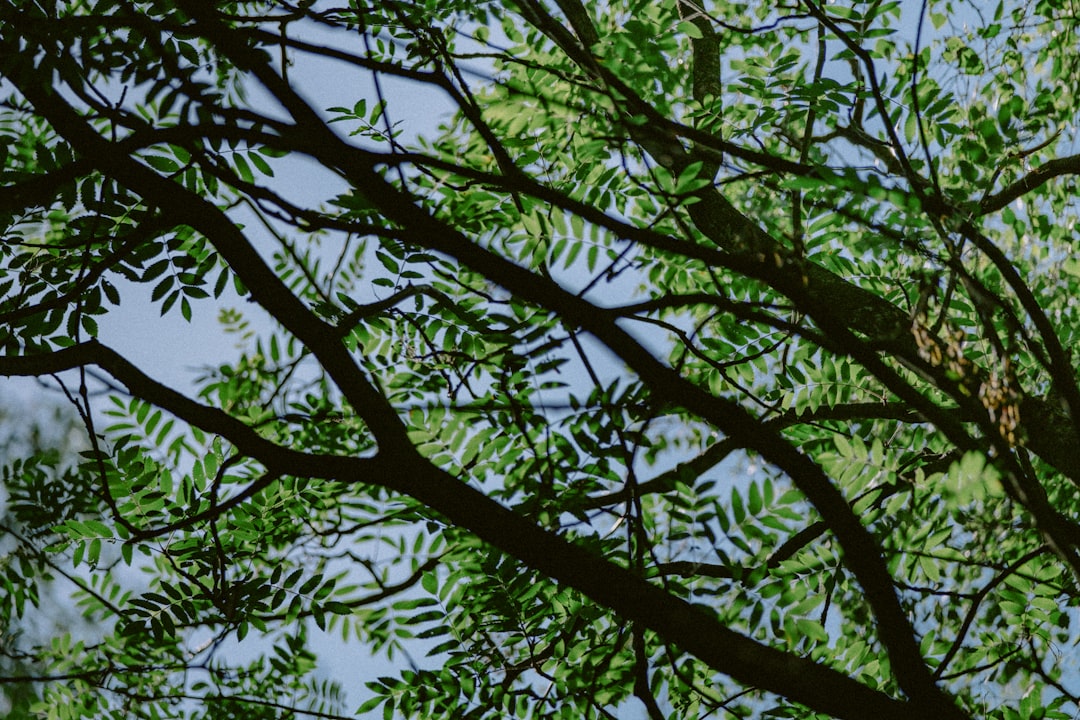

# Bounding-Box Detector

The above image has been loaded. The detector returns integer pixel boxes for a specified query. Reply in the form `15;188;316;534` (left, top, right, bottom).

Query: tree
1;0;1079;717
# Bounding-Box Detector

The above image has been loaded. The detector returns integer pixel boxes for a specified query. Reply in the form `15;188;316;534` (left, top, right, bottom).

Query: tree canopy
2;0;1080;718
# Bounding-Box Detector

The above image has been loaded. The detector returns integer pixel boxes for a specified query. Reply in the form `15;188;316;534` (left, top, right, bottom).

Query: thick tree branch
0;342;372;484
978;153;1080;215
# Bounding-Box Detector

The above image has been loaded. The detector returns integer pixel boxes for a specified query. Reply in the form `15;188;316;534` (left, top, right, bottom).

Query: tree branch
978;153;1080;215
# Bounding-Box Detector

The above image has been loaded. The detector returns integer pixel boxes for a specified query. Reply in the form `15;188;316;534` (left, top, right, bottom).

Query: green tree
1;0;1079;718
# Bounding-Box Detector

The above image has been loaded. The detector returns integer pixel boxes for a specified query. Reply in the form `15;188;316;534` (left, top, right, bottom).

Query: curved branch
978;153;1080;215
579;402;934;511
0;342;372;484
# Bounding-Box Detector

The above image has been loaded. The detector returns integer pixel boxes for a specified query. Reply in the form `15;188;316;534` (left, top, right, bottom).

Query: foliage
1;0;1080;718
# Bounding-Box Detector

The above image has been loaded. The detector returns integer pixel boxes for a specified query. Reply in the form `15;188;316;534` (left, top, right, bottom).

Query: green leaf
731;488;745;525
677;20;703;39
233;153;254;183
143;154;179;173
